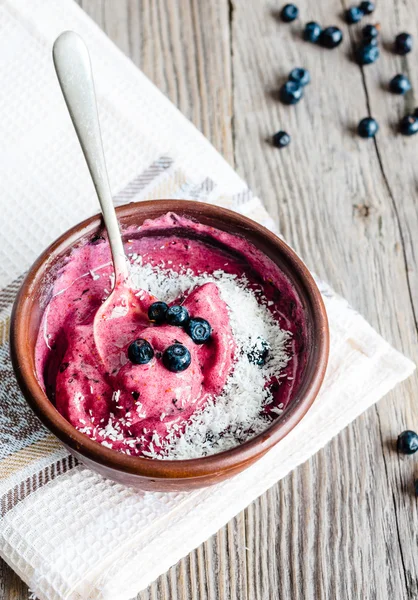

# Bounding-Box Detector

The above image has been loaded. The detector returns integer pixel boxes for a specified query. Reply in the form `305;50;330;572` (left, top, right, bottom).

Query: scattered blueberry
415;479;418;497
399;115;418;136
362;24;379;40
272;130;291;148
303;21;322;43
357;117;379;138
395;32;413;55
356;43;380;64
289;67;310;86
279;80;304;104
166;305;189;327
360;36;378;47
128;338;154;365
397;430;418;454
346;6;364;24
389;74;411;95
162;343;191;372
280;3;298;22
247;338;270;367
148;301;169;324
186;317;212;344
319;26;343;49
359;1;375;15
414;108;418;118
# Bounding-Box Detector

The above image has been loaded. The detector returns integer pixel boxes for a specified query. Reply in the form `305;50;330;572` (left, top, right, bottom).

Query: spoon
53;31;153;373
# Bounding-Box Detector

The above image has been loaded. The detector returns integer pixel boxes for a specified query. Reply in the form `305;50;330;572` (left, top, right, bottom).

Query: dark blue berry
357;117;379;138
166;305;189;326
303;21;322;43
415;479;418;497
319;27;343;49
395;32;413;55
414;108;418;118
397;430;418;454
128;338;154;365
148;301;168;324
360;36;378;47
186;318;212;344
389;74;411;95
272;130;291;148
162;343;191;372
289;67;310;86
280;3;298;22
279;81;304;105
248;338;270;367
356;43;380;64
346;6;364;24
359;1;375;15
362;24;379;40
399;115;418;136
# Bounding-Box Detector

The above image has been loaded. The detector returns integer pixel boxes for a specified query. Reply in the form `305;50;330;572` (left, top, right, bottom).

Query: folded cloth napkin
0;1;414;599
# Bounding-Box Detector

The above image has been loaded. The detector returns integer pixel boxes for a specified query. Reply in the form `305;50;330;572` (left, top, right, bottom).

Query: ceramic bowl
10;200;329;491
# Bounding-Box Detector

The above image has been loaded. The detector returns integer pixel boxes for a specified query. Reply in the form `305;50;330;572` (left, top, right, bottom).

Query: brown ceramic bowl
10;200;329;491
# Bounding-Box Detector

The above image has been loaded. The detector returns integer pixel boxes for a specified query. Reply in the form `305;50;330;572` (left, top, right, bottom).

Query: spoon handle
53;31;129;281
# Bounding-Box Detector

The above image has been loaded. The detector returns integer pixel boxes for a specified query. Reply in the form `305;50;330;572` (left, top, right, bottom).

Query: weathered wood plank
231;0;418;599
78;0;234;165
355;0;418;592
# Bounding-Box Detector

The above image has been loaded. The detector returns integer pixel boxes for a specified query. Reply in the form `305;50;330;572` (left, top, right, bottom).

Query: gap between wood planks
228;0;237;168
341;1;416;595
341;0;418;336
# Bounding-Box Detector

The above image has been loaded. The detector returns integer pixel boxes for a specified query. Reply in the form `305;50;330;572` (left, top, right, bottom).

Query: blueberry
360;36;378;47
395;32;413;55
362;24;379;40
359;1;375;14
148;301;168;324
248;338;270;367
272;130;291;148
128;338;154;365
357;117;379;138
389;74;411;95
345;6;364;24
166;305;189;326
280;3;298;22
186;318;212;344
289;67;310;86
162;343;191;372
415;479;418;497
279;81;304;105
356;43;380;64
304;21;322;43
414;108;418;118
319;27;343;49
399;115;418;136
397;430;418;454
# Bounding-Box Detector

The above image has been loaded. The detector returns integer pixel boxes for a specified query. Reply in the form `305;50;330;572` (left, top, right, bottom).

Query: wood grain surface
2;0;418;598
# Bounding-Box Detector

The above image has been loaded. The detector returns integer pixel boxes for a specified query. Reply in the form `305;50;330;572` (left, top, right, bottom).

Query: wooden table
2;1;418;598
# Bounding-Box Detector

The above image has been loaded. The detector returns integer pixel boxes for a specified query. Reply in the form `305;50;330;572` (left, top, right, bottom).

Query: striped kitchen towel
0;1;414;599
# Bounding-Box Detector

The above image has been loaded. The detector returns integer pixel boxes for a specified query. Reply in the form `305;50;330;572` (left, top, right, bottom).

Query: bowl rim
10;200;329;479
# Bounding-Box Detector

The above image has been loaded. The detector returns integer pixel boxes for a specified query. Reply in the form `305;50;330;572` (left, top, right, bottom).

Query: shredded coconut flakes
124;259;292;460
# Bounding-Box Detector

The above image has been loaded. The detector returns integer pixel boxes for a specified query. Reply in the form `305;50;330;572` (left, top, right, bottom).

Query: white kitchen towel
0;1;414;599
